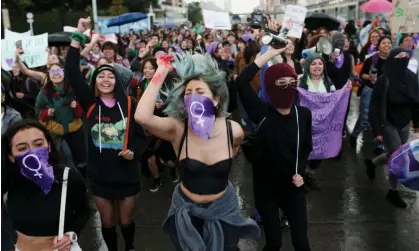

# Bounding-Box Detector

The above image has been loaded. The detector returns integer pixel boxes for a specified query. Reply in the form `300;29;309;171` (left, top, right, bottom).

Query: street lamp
26;12;34;35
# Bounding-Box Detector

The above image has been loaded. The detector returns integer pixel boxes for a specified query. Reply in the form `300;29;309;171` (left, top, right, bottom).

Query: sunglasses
275;79;299;89
48;67;64;75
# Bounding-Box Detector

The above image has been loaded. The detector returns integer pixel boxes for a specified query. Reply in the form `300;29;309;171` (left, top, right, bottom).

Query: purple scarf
334;52;345;69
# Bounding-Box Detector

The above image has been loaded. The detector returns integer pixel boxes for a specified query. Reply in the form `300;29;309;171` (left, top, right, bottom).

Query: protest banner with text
1;33;49;71
298;85;351;160
202;10;231;30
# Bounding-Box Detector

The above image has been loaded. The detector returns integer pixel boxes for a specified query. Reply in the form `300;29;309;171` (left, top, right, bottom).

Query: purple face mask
14;147;55;195
184;94;216;140
48;67;64;75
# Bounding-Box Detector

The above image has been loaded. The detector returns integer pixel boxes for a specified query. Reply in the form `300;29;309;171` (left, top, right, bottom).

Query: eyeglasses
48;67;64;75
274;79;299;89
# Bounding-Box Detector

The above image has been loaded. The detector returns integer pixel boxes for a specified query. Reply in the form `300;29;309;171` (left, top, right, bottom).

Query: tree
125;0;158;13
108;0;129;16
187;1;203;25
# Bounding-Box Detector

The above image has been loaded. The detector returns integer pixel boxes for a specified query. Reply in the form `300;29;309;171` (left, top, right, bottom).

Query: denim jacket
162;182;260;251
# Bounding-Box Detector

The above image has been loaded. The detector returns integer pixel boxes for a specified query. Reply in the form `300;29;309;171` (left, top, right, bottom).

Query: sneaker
170;168;180;183
364;159;376;180
306;173;320;189
349;135;357;149
386;190;407;208
149;178;162;192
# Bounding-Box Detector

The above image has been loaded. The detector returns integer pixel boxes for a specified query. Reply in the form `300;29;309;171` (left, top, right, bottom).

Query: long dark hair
2;120;61;165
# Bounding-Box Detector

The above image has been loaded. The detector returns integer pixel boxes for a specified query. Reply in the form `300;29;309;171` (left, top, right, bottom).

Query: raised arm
15;48;47;83
66;17;96;111
236;45;289;124
134;56;180;143
80;35;99;59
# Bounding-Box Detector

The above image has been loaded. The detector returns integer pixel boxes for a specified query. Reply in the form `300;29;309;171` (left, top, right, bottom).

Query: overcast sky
184;0;259;13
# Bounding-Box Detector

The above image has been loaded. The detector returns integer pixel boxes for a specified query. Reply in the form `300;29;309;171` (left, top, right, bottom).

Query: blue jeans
351;86;372;138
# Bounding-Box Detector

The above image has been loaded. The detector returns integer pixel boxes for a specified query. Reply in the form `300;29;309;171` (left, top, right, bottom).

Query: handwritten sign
5;29;31;39
391;0;419;33
202;10;231;30
280;5;307;39
1;33;48;71
297;85;351;160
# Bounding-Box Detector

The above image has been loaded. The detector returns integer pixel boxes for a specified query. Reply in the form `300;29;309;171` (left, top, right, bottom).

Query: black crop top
178;119;233;195
3;166;90;236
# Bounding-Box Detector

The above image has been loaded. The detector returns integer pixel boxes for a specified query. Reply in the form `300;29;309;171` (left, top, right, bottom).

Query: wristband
72;32;87;46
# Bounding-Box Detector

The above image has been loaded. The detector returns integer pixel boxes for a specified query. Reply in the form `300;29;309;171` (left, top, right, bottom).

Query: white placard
5;29;31;39
280;5;307;39
1;33;49;71
202;10;231;30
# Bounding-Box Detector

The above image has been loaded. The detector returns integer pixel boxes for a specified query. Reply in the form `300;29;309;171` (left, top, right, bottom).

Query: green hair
163;53;229;120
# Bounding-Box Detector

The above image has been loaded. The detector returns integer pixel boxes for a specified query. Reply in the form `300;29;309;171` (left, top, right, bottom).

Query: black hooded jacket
369;47;419;136
66;46;147;186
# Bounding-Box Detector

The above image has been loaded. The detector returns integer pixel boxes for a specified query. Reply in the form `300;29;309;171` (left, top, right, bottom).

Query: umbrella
107;12;148;28
304;13;340;31
388;139;419;191
48;32;72;46
360;0;392;13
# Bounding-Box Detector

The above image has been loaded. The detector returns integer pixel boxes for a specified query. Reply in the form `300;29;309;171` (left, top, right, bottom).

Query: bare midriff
180;183;226;204
16;232;55;251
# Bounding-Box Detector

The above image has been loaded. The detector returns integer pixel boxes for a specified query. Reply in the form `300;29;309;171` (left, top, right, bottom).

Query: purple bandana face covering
15;147;55;195
184;94;216;140
334;52;345;69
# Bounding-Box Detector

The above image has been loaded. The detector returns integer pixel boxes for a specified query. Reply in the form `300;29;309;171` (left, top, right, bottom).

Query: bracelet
72;32;87;46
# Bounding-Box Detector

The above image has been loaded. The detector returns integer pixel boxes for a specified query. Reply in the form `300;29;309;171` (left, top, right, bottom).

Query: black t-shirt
361;56;386;88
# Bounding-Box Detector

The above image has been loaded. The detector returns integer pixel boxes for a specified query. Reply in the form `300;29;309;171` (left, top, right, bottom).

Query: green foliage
187;1;203;25
16;0;33;9
108;0;129;16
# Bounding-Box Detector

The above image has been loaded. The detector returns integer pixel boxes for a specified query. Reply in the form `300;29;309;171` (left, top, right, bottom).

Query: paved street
78;92;419;251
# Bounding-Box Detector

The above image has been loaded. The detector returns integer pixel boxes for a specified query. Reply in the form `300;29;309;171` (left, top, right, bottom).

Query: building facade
303;0;387;21
155;0;187;25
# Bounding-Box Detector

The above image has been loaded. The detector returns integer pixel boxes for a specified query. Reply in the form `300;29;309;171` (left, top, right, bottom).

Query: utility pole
92;0;99;32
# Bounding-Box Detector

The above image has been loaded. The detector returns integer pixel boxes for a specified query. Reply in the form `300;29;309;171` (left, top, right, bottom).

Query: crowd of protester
1;13;419;251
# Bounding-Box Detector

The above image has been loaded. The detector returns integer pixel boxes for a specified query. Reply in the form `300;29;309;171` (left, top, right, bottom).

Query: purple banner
298;86;351;160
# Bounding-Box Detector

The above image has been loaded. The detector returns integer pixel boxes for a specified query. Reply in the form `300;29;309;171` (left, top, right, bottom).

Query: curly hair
163;53;229;120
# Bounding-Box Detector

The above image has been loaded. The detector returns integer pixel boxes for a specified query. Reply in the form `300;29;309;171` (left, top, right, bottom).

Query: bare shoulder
229;120;244;141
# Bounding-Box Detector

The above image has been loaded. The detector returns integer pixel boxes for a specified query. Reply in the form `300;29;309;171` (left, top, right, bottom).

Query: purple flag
388;139;419;191
297;86;351;160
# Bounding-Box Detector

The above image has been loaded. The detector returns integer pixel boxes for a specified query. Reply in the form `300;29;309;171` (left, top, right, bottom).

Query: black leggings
256;194;311;251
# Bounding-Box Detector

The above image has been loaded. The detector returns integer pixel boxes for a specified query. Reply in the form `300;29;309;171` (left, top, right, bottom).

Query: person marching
135;53;260;250
237;44;312;251
66;17;147;251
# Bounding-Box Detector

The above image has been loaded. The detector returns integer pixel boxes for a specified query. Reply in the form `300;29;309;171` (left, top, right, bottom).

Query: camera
249;9;267;29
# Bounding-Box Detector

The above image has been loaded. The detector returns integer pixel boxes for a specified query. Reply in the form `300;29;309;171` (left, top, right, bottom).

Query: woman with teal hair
299;53;336;188
135;53;260;251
